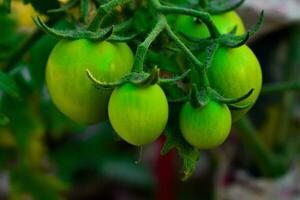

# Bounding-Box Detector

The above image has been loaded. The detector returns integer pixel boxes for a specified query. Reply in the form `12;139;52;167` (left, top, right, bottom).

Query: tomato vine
4;0;269;180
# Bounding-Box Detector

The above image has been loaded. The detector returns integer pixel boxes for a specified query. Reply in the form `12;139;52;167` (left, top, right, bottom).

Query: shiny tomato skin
180;101;232;149
46;39;134;124
199;45;262;121
174;11;245;38
108;83;169;146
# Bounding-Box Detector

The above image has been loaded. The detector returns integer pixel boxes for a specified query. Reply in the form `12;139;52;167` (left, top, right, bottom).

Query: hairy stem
88;0;131;31
158;6;220;38
132;17;166;72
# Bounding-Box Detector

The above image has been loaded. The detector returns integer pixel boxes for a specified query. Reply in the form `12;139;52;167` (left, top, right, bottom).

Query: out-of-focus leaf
0;70;20;98
99;158;154;188
51;122;154;188
29;20;72;89
0;0;11;13
10;165;68;200
2;94;45;154
0;113;9;125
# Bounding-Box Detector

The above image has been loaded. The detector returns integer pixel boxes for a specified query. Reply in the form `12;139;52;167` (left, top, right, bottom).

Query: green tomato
174;11;245;38
199;45;262;121
46;39;134;124
180;101;232;149
108;83;169;146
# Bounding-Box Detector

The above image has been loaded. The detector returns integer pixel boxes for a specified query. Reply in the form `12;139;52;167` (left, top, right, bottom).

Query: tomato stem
198;0;208;9
132;16;166;73
158;5;221;39
88;0;131;31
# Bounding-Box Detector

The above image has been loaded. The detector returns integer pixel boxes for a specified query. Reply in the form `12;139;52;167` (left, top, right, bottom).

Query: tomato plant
108;83;168;146
180;100;231;149
46;39;134;124
0;0;270;186
199;45;262;121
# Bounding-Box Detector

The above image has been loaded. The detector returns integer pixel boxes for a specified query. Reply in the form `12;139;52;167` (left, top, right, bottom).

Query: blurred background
1;0;300;199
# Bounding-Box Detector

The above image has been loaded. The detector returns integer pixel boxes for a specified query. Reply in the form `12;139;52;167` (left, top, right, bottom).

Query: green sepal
220;32;250;48
33;16;114;41
108;32;140;42
209;88;254;104
161;126;200;181
133;66;160;86
159;69;191;85
220;11;264;48
190;84;209;108
113;18;134;33
228;103;252;110
86;69;131;90
248;11;265;36
207;0;245;14
204;42;219;69
48;0;79;13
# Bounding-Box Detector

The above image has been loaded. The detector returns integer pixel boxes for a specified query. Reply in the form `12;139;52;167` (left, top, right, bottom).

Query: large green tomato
199;45;262;121
46;39;134;124
180;101;232;149
108;83;169;146
174;11;245;38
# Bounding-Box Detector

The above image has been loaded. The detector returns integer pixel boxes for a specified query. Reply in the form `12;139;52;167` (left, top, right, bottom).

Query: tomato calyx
86;65;191;90
33;16;138;42
174;11;264;51
208;87;254;111
206;0;245;14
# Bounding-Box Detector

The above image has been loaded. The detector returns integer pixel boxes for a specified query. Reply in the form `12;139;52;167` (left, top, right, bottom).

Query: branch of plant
235;117;287;177
262;81;300;95
132;16;166;72
158;6;221;38
88;0;132;31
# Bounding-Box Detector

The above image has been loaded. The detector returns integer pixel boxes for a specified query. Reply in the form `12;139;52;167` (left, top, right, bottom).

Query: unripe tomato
108;83;169;146
199;45;262;121
179;101;231;149
46;39;134;124
174;11;245;38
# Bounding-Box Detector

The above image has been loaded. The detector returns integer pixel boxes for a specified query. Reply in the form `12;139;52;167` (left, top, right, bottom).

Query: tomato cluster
46;11;262;149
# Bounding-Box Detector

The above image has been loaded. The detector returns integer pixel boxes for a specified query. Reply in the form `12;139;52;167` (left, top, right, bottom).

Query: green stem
198;0;208;9
165;24;209;88
235;117;287;177
158;6;221;38
149;0;210;89
88;0;131;31
262;81;300;95
132;17;166;72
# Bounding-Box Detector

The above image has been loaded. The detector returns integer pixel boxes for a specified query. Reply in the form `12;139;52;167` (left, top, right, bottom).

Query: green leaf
0;113;9;125
161;125;200;181
11;164;68;200
0;70;20;98
0;0;11;13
